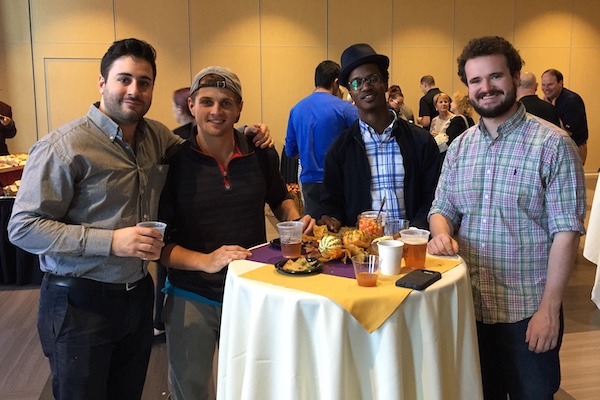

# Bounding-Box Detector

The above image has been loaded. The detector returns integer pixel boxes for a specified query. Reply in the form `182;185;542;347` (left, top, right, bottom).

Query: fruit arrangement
304;225;371;263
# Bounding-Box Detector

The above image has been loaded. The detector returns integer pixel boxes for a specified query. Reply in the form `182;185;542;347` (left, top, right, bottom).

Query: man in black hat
319;43;440;231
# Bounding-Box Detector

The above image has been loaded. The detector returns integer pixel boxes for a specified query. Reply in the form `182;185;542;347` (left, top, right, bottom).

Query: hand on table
203;245;253;273
111;226;165;260
427;233;459;256
318;215;342;233
297;214;316;235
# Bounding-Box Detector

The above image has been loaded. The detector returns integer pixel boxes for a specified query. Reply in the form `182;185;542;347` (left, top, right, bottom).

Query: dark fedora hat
339;43;390;88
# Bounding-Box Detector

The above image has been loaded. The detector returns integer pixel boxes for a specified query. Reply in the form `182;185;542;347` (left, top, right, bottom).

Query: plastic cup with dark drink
276;221;304;258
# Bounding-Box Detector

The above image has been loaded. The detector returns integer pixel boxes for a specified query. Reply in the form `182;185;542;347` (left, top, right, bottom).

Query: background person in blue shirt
285;60;358;219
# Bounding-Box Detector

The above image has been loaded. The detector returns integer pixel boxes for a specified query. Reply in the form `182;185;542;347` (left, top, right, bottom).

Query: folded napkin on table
240;255;461;333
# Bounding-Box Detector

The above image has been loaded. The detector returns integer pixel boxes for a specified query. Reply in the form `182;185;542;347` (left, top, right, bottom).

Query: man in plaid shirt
428;36;586;399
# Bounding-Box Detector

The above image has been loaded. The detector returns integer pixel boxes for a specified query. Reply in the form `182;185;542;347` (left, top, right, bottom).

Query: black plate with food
275;256;323;275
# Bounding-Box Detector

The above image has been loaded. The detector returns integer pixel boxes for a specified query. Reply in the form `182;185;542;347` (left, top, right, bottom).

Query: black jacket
320;117;440;229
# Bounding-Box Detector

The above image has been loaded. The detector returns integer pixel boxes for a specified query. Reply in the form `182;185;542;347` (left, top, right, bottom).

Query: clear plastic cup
136;221;167;238
351;255;381;287
276;221;304;258
399;229;430;269
384;218;410;238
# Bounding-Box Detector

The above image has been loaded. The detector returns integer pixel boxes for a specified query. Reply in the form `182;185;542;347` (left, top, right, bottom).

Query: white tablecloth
585;175;600;307
217;259;482;400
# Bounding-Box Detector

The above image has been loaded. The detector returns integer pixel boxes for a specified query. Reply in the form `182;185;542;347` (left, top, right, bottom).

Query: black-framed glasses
348;74;382;91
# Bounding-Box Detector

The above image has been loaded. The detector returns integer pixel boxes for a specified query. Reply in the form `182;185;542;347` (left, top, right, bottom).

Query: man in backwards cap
157;66;315;399
319;44;440;231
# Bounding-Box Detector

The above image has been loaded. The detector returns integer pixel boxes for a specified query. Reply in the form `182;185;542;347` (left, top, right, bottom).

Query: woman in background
446;91;475;145
387;85;414;123
429;92;454;153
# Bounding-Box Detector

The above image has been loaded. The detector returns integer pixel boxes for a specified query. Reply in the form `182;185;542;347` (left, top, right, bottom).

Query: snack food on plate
282;256;319;272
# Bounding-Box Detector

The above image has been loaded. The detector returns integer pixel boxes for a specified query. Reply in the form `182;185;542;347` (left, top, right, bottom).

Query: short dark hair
387;85;403;98
457;36;524;85
315;61;341;89
420;75;435;86
542;68;564;83
100;38;157;81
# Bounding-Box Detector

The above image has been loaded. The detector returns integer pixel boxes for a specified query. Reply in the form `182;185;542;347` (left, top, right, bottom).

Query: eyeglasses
348;74;382;91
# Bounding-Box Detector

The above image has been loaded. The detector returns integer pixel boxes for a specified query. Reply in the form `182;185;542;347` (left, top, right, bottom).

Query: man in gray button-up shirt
8;38;182;400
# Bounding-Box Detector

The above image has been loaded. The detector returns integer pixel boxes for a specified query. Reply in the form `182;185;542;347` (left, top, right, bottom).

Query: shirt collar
359;110;398;141
477;102;527;140
87;102;148;142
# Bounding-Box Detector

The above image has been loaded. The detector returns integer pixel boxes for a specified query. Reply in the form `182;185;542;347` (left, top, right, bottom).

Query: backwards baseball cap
189;66;242;100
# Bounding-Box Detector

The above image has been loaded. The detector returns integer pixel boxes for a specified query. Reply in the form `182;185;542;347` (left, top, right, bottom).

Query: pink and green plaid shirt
430;104;586;323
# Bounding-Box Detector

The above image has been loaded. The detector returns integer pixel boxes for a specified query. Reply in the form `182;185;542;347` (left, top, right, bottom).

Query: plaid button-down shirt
430;104;586;323
360;112;407;220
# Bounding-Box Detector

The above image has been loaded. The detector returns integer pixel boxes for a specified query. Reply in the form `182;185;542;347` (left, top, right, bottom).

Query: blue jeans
38;274;154;400
477;311;563;400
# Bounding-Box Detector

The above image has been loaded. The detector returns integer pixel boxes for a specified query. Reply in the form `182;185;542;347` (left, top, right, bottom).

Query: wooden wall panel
260;0;327;145
571;47;600;172
2;0;600;171
113;0;192;130
572;0;600;47
44;59;100;131
261;46;327;145
328;0;393;48
514;0;573;48
29;0;115;43
190;0;260;46
261;0;326;47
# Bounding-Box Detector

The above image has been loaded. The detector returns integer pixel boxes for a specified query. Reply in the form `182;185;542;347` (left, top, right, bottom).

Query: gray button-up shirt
8;104;183;283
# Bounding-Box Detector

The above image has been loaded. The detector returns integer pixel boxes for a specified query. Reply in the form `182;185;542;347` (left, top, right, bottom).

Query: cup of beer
276;221;304;258
399;229;430;269
351;255;381;287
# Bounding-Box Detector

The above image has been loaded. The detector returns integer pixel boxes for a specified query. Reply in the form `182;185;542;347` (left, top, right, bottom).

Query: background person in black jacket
0;101;17;155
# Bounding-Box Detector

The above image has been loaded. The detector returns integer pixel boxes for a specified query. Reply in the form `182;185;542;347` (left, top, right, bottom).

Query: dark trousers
38;274;154;400
154;263;167;330
301;181;323;220
477;312;563;400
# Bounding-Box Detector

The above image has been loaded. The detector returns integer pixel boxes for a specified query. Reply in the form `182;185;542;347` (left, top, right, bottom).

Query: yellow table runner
240;255;462;333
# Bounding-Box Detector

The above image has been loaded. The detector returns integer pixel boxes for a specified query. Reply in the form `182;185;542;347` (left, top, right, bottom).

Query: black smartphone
395;269;442;290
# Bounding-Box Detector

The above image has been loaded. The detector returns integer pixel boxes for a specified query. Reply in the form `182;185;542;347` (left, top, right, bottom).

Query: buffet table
217;244;482;400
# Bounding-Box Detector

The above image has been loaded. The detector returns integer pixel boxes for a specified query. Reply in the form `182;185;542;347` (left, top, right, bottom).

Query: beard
101;91;151;126
471;85;517;119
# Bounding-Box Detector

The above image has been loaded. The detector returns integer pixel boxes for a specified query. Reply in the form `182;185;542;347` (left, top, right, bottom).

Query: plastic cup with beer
276;221;304;258
351;254;381;287
357;210;386;238
377;240;404;275
399;228;430;269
